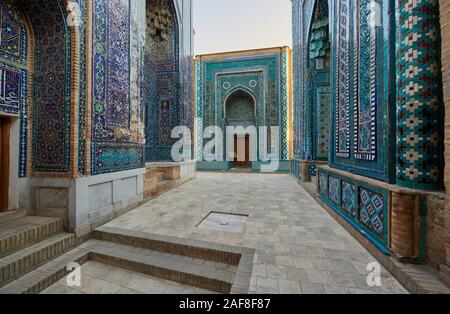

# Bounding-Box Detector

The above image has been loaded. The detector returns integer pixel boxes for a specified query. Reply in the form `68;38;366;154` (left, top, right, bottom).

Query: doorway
0;117;10;211
234;135;251;168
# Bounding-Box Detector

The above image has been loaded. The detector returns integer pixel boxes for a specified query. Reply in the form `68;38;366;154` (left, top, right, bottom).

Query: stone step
92;226;243;265
0;217;64;258
144;169;164;180
0;233;76;287
34;208;69;231
144;173;164;187
0;247;89;294
154;166;181;180
0;240;236;294
0;228;254;294
88;240;236;293
144;180;177;199
0;211;26;224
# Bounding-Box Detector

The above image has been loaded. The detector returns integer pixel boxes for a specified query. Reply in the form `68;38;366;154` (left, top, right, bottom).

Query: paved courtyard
89;172;407;294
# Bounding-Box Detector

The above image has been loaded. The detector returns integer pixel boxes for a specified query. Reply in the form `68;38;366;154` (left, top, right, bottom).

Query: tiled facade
195;48;293;172
396;0;444;191
291;0;332;182
292;0;448;271
0;0;194;231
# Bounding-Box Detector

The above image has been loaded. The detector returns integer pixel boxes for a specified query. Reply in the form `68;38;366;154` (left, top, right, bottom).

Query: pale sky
193;0;292;56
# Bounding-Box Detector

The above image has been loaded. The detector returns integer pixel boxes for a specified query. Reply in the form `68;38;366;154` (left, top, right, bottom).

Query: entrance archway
0;0;75;210
224;89;256;168
144;0;181;161
306;0;331;161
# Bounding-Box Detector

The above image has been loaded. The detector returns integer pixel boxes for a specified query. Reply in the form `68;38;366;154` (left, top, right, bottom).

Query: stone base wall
146;161;196;181
143;161;196;199
30;168;145;235
427;194;447;268
197;161;233;172
197;161;291;173
316;166;446;266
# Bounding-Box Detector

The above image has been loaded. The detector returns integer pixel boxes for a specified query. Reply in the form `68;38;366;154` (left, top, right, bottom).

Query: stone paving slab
101;172;409;294
41;261;216;294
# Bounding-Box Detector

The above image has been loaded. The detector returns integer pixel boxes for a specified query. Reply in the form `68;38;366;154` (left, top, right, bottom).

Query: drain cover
197;212;248;233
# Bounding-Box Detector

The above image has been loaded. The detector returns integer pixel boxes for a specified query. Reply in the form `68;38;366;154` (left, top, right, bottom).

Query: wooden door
0;117;10;211
234;135;251;168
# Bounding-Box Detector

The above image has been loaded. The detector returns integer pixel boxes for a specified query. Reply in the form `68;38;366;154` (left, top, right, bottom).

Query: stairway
88;227;250;294
0;215;76;289
143;167;177;199
0;227;254;294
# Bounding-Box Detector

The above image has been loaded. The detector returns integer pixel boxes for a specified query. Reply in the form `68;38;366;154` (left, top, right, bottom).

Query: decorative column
396;0;444;191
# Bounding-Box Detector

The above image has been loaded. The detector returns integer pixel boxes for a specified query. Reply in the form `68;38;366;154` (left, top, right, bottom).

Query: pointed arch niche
306;0;331;161
0;0;79;210
144;0;181;162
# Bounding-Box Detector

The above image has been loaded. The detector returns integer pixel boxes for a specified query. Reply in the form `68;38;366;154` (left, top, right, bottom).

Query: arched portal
0;0;30;210
23;0;73;174
0;0;73;210
225;89;256;128
144;0;180;162
306;0;331;160
224;89;256;169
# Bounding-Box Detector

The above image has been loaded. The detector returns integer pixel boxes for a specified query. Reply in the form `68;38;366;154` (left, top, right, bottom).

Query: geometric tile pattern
317;168;388;248
359;188;384;240
396;0;444;190
280;51;289;160
328;176;340;205
24;0;72;173
0;0;27;65
342;181;356;217
328;0;390;181
183;55;195;157
92;0;145;175
195;60;203;160
319;171;328;195
78;0;89;175
353;0;377;161
291;1;300;159
93;0;130;141
308;164;317;178
334;0;351;159
1;0;88;176
316;87;331;159
0;63;28;177
91;143;144;175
